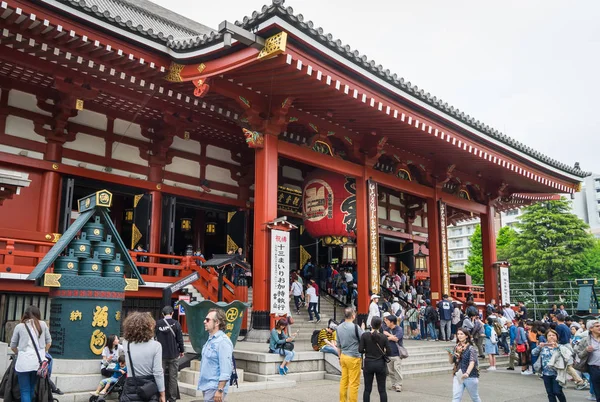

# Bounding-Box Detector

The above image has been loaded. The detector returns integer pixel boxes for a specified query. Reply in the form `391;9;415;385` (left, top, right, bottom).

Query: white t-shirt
391;302;401;315
366;301;381;327
344;272;353;282
102;344;124;363
306;287;318;303
291;281;303;296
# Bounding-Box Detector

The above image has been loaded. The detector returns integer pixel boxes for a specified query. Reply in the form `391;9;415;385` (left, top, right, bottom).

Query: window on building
455;250;464;258
506;209;519;216
453;228;463;236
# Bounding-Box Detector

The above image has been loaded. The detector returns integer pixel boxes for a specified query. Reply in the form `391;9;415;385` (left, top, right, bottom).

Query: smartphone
445;347;454;354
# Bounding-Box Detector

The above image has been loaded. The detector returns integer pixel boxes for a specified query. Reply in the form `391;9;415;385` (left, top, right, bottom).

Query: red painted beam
440;192;487;215
278;141;362;177
367;168;434;200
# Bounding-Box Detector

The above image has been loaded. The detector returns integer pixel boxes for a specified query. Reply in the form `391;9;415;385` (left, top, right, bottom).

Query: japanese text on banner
270;230;290;315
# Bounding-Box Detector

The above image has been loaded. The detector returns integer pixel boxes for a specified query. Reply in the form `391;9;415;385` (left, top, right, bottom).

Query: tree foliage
510;198;594;284
496;226;518;261
465;225;483;284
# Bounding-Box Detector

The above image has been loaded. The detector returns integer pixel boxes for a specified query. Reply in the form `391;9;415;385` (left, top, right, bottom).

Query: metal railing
508;280;580;321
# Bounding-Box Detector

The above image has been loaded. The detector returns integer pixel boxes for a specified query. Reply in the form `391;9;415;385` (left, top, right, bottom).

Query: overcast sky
152;0;599;174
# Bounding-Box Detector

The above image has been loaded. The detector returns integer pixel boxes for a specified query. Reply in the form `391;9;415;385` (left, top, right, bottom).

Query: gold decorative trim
45;233;61;242
226;235;239;253
227;211;236;223
124;278;139;291
164;62;185;82
197;63;206;74
156;184;162;190
44;273;61;287
257;32;288;60
133;194;144;208
300;245;311;269
131;224;142;250
75;99;84;110
52;163;59;170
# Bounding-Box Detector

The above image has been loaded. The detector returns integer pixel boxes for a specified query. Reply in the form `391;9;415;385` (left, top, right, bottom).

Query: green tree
573;238;600;279
496;226;517;261
510;198;594;290
465;225;483;284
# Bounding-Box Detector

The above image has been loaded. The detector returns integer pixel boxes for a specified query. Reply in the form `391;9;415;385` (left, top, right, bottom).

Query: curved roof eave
42;0;589;181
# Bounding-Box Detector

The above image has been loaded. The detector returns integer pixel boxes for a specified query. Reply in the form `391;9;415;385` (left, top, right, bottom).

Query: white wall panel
69;109;107;131
5;116;46;143
8;90;51;116
414;215;423;227
110;168;147;181
163;179;202;192
0;145;44;160
112;143;147;166
205;165;237;186
390;209;403;222
171;136;201;154
389;195;401;206
113;119;147;142
206;145;238;165
378;205;387;219
62;158;105;172
165;156;200;178
64;133;106;156
207;189;238;199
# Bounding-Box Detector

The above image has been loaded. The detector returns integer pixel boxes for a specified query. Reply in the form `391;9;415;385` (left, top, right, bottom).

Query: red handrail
0;237;241;303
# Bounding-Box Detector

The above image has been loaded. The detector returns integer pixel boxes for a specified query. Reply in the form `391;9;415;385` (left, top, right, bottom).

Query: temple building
0;0;589;336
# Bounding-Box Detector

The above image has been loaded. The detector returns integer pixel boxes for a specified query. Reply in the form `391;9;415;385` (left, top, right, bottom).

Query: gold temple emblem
70;310;82;321
67;262;74;270
91;264;99;271
79;245;86;252
105;248;111;254
93;229;100;235
225;308;239;322
115;311;122;321
90;330;106;355
125;278;139;291
43;273;61;287
75;99;84;110
92;306;109;327
165;62;185;82
114;266;121;273
258;32;288;60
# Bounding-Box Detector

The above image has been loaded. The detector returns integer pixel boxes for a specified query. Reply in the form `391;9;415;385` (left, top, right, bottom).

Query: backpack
492;320;503;336
426;306;438;322
230;355;239;388
311;330;321;351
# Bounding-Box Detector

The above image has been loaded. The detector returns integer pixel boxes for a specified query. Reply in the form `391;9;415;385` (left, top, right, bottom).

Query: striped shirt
317;329;336;350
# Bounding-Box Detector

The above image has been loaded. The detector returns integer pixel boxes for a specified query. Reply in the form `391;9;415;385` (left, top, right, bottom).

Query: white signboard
177;295;190;316
270;229;290;315
500;266;510;305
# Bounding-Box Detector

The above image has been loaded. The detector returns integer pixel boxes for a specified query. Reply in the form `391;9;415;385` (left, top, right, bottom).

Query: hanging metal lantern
302;170;356;246
181;218;192;232
342;243;357;263
124;209;133;223
415;249;427;271
205;222;216;235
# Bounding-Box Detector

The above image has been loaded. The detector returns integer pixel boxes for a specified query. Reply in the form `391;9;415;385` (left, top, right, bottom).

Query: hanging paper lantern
302;170;356;246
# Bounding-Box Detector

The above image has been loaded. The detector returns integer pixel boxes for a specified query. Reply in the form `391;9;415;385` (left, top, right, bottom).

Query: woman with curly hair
120;312;165;402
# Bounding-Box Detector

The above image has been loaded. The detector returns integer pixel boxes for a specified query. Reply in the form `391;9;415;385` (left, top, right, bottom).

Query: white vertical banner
270;229;290;315
500;266;510;305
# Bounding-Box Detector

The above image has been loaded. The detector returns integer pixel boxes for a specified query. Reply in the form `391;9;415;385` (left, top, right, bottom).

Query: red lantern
302;170;356;246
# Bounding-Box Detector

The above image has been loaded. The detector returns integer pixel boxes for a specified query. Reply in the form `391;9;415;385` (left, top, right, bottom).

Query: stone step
52;373;104;393
52;359;102;375
179;377;296;396
244;370;326;383
55;391;118;402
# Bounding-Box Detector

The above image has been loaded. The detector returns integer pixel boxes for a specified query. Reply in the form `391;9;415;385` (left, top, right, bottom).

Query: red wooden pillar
355;170;370;317
251;133;278;330
481;205;498;304
38;141;62;236
426;189;442;303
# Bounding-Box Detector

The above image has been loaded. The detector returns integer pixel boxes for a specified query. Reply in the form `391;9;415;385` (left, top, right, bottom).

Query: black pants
542;374;566;402
162;358;179;402
363;359;387;402
589;365;600;402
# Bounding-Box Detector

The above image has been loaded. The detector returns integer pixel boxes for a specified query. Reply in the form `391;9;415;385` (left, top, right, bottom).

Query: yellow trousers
339;353;362;402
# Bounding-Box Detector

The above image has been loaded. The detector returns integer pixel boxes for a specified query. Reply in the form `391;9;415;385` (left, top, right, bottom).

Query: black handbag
127;344;159;401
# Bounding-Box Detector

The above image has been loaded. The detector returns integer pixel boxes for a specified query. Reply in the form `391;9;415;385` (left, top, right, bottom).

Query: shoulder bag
24;323;49;378
516;328;527;353
573;336;591;373
374;334;391;364
127;343;159;401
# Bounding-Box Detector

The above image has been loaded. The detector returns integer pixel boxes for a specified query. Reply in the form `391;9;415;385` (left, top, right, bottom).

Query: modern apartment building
572;173;600;238
447;219;479;273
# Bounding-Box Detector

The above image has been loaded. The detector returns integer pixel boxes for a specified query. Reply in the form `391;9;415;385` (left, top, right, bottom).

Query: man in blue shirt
198;308;233;402
437;294;453;341
383;314;404;392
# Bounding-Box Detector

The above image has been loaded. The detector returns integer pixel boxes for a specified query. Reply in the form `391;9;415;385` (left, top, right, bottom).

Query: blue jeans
419;319;427;339
542;374;566;402
452;377;481;402
293;296;302;311
320;345;339;356
308;303;320;321
16;371;37;402
282;349;295;362
588;365;600;401
427;322;437;340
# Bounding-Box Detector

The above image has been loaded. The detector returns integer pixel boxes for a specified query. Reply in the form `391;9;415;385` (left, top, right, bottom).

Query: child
91;355;126;396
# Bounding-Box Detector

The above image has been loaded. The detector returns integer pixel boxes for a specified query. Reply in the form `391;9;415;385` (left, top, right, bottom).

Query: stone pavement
179;369;594;402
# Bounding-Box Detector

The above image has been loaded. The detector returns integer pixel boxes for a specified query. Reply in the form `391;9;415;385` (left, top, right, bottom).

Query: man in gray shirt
336;307;363;402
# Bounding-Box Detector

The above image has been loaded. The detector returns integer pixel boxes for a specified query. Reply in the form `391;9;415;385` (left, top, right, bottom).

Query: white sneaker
487;366;497;371
521;370;533;375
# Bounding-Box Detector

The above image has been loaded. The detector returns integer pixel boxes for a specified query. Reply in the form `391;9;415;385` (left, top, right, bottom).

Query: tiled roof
53;0;588;179
50;0;214;42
